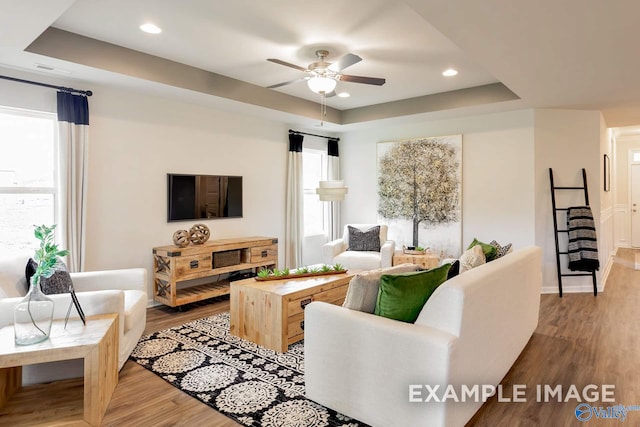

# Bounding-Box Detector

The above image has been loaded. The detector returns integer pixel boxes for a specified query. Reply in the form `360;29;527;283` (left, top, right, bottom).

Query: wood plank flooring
2;249;638;426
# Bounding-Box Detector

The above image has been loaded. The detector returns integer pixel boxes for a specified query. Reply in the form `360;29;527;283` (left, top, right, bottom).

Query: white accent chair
0;254;147;385
322;224;395;271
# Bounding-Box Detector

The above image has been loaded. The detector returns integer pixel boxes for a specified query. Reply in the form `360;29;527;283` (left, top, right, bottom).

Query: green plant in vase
296;267;309;274
14;225;69;345
333;263;344;271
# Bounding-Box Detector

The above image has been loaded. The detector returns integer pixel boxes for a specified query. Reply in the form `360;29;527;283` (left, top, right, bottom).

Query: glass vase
14;276;54;345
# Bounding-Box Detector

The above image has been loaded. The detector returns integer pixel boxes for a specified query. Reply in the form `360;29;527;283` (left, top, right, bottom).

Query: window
302;148;328;236
0;107;58;258
633;151;640;163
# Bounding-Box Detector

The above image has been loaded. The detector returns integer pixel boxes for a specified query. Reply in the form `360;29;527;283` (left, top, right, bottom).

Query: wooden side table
392;251;440;269
0;314;119;426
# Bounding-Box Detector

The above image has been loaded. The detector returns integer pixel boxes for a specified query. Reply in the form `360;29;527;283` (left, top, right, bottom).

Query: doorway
632;163;640;247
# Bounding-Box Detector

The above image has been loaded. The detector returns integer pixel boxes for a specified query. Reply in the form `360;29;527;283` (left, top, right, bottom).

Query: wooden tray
254;270;347;281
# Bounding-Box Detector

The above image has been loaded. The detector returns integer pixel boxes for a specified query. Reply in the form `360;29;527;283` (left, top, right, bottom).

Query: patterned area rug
130;312;367;427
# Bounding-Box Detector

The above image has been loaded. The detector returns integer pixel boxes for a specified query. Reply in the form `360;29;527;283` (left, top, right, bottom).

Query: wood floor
3;249;638;426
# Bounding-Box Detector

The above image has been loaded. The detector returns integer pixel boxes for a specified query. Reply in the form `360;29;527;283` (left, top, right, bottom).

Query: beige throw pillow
342;263;421;313
459;245;486;273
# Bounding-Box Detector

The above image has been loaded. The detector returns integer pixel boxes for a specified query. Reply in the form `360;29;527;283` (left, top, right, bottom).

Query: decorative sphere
189;223;210;245
172;230;190;247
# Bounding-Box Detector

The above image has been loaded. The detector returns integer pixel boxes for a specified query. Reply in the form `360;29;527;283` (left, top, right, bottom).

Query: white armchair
0;254;147;385
323;224;395;270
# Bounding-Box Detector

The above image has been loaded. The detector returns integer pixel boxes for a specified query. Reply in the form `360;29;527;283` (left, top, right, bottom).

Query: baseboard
541;249;615;295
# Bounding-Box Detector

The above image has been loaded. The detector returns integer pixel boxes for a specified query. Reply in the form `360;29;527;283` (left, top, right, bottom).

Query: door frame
628;149;640;247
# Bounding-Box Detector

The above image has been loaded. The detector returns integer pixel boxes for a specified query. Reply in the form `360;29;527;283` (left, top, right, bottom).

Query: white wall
340;109;537;254
533;109;605;294
85;88;289;276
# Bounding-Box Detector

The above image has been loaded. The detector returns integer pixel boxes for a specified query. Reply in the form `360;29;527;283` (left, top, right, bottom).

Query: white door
631;164;640;247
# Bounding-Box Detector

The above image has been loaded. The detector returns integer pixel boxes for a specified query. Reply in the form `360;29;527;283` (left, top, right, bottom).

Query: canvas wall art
377;134;462;258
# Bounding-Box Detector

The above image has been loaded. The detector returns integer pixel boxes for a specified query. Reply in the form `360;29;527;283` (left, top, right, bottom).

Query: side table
0;314;119;426
392;250;440;269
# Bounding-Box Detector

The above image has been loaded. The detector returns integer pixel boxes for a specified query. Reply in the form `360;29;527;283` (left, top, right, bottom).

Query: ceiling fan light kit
307;76;337;94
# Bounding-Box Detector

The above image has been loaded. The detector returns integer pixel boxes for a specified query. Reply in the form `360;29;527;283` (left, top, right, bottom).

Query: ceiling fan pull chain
320;94;326;126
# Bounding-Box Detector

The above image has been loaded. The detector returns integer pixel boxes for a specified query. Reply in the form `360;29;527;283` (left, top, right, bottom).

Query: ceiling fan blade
267;58;308;72
328;53;362;72
338;74;386;86
266;78;307;89
324;90;336;98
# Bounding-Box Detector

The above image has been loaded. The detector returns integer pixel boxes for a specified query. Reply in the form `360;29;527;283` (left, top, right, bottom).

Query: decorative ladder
548;168;598;297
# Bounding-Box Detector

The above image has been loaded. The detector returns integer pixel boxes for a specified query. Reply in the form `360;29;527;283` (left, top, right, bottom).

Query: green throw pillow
374;264;451;323
468;238;498;261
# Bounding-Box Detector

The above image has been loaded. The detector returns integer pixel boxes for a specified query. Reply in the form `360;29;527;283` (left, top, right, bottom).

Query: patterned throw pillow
459;245;486;273
25;258;86;324
489;240;513;259
347;225;381;252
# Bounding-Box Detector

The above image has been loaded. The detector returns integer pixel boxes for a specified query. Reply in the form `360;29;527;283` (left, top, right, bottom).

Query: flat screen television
167;174;243;222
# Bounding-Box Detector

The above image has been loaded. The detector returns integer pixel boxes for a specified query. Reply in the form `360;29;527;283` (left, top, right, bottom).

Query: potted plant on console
13;224;68;345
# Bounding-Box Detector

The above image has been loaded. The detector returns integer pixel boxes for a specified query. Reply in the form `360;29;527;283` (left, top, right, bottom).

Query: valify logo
575;403;640;422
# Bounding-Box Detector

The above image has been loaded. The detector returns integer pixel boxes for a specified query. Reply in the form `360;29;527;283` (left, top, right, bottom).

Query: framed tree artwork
377;135;462;258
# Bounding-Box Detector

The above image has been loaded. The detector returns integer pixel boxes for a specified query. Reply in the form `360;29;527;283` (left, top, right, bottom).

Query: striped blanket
567;206;600;272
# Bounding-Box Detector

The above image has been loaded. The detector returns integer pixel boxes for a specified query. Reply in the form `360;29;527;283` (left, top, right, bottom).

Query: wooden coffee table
230;271;356;352
0;314;119;426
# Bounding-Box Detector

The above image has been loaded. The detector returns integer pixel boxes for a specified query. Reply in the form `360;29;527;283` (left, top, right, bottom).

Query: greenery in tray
257;268;272;278
256;264;346;280
415;246;425;252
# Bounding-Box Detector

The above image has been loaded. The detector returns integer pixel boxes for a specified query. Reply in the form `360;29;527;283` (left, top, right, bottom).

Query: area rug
130;312;367;427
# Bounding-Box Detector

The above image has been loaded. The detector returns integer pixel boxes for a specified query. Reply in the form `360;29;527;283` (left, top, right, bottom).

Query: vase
14;276;55;345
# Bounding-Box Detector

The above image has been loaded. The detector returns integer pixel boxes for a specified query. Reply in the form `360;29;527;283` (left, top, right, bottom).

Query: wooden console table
230;271;356;352
153;236;278;307
0;314;118;426
392;250;440;269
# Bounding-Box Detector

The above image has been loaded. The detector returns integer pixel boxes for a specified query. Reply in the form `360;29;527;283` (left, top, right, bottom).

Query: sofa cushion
342;263;420;313
490;240;513;259
347;225;381;252
468;238;498;261
374;264;451;323
334;250;384;271
459;245;486;273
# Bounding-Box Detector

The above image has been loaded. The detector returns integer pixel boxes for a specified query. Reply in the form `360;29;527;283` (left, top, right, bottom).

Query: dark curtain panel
57;92;89;125
289;132;304;152
328;138;339;157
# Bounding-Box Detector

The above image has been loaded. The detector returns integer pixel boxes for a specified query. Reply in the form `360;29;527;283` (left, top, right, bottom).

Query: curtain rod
0;74;93;96
289;129;339;141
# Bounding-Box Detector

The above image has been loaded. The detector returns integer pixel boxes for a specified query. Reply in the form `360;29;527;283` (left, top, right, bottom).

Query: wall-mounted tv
167;174;243;222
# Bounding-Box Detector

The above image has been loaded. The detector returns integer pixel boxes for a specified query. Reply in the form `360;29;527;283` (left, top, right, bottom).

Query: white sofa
0;254;147;385
305;246;542;427
322;224;395;270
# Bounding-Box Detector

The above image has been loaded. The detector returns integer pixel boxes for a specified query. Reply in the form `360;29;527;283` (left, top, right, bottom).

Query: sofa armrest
305;302;456;427
0;290;124;329
322;239;346;265
70;268;147;293
380;239;395;268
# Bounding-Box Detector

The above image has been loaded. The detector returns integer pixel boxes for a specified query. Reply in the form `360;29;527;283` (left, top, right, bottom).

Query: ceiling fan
266;49;386;96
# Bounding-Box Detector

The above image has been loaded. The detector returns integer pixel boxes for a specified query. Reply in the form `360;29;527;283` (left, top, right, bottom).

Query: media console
152;236;278;307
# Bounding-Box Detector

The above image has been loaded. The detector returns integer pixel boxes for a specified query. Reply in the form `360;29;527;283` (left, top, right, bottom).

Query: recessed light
442;68;458;77
337;92;350;98
140;23;162;34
